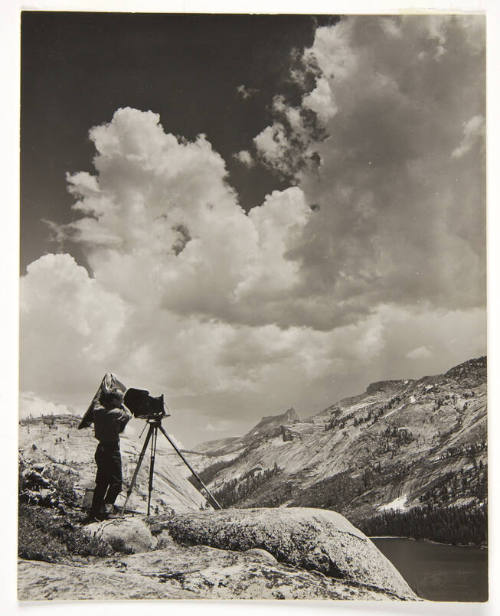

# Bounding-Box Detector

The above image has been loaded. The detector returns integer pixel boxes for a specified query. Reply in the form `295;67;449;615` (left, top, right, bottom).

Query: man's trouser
90;440;122;517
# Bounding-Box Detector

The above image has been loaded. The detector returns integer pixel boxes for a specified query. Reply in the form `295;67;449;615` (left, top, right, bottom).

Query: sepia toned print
19;12;486;602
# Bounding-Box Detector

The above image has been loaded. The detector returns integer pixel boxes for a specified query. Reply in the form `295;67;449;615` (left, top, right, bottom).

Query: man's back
92;404;130;442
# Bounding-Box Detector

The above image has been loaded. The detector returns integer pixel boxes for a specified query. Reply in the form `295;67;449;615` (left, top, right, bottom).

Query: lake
372;537;488;602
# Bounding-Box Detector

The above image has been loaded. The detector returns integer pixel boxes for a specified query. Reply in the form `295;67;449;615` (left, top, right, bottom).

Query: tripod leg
147;427;158;516
121;424;154;515
158;424;222;510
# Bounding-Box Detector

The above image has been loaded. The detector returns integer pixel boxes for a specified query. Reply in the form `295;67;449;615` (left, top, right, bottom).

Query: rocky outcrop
280;423;316;442
281;425;297;442
84;517;158;554
366;380;409;395
152;507;416;599
244;408;300;440
18;543;412;601
18;455;78;512
18;507;418;601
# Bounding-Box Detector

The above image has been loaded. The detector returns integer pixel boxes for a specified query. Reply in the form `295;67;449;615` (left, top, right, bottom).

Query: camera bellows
123;388;167;419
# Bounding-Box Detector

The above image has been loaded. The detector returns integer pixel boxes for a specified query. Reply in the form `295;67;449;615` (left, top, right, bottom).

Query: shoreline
370;536;487;549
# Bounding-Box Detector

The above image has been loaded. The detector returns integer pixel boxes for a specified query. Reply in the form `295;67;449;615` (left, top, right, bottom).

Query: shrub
19;457;80;509
43;466;79;507
18;504;112;562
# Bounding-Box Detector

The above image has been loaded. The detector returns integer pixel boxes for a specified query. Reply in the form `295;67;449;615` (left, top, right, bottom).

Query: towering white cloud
20;109;315;425
57;108;314;326
20;253;129;396
253;16;486;323
20;16;486;445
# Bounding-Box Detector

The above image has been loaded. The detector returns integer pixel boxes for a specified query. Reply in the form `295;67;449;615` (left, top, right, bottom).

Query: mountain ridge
17;356;487;545
191;356;487;544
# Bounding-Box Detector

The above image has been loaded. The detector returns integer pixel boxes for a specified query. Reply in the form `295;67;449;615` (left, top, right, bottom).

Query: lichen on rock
83;517;157;554
150;506;417;599
18;505;418;600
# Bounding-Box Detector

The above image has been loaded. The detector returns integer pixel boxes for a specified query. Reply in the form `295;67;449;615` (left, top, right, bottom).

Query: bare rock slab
157;507;417;599
19;539;414;601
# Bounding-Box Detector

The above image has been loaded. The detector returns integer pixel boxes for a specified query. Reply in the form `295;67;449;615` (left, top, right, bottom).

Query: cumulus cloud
406;346;432;360
452;115;485;158
20;392;73;418
253;16;486;323
20;253;130;398
233;149;254;167
236;84;258;100
302;76;337;124
20;109;317;434
380;17;403;39
254;122;291;172
45;108;325;329
20;16;486;445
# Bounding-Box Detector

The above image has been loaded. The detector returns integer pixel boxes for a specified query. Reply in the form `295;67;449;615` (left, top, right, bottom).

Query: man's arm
110;405;132;433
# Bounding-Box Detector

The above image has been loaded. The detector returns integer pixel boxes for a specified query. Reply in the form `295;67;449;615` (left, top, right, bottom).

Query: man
85;389;132;522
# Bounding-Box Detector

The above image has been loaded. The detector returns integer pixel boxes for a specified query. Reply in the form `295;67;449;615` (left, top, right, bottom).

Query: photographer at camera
86;390;132;522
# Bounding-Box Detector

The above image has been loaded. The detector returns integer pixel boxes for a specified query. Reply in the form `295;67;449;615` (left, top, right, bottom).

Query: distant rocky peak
283;407;300;422
244;407;300;438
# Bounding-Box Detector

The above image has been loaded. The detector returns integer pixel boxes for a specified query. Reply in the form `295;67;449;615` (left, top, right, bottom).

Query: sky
19;12;486;447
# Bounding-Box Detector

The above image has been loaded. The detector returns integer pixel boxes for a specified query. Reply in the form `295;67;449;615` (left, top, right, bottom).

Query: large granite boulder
158;507;416;599
84;517;157;554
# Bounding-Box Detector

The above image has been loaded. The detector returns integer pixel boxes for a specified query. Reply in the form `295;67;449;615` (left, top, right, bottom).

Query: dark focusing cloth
78;373;127;430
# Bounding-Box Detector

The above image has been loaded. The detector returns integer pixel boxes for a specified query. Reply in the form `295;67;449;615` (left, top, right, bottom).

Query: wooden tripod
121;416;222;515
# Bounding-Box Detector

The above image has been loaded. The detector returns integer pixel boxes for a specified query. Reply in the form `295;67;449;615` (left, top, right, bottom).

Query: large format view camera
79;373;221;513
123;388;168;419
